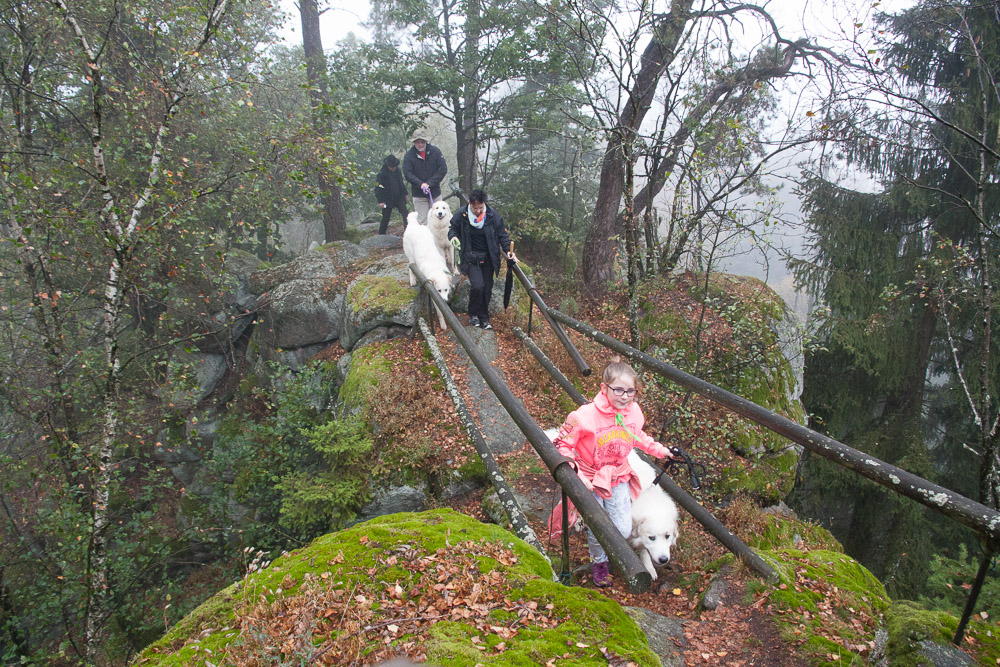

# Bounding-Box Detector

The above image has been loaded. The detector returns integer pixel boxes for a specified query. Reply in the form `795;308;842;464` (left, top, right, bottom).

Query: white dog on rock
403;222;453;330
428;200;456;274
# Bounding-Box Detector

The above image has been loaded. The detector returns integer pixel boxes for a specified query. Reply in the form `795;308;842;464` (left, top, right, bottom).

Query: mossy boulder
134;509;661;666
758;548;889;664
641;273;806;503
746;548;998;665
247;241;367;295
338;343;395;417
254;279;345;350
717;447;800;506
341;256;417;350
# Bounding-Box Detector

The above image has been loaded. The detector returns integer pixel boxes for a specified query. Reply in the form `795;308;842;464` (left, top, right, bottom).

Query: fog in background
276;0;912;319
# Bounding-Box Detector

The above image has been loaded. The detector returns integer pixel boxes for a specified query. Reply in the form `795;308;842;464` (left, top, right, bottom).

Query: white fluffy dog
627;449;680;580
403;223;452;330
427;200;456;274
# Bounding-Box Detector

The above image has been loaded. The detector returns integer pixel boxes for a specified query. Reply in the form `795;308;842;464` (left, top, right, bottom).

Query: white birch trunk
52;0;230;659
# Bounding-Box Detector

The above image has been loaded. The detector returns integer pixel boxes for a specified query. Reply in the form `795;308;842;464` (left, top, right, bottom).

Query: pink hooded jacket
548;390;669;537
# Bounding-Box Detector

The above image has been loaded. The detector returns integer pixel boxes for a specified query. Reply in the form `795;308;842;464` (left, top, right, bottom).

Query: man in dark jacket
447;189;517;330
375;155;408;235
402;132;447;224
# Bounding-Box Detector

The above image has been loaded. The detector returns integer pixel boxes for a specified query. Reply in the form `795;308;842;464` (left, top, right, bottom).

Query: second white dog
403;223;452;330
627;449;680;580
427;200;456;274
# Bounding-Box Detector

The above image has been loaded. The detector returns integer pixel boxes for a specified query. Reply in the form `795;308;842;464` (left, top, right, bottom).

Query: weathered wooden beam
512;326;589;406
510;263;591;376
549;308;1000;551
417;317;547;558
411;264;651;592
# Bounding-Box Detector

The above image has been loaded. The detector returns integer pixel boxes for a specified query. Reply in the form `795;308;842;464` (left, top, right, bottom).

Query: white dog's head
630;494;679;567
429;200;452;224
430;272;452;303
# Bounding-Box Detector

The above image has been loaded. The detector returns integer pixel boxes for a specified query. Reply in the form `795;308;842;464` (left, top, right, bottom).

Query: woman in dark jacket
375;155;409;235
447;189;517;330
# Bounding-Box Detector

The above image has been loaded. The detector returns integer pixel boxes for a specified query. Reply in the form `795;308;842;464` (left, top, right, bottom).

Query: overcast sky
276;0;914;52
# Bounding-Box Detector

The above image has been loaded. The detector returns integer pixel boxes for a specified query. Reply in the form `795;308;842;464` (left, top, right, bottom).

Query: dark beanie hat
384;155;399;168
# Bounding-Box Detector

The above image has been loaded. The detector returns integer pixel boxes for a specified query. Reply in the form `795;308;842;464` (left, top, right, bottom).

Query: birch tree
0;0;283;659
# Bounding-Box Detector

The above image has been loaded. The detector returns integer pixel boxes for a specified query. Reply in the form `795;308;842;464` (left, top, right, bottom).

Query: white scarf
469;208;485;229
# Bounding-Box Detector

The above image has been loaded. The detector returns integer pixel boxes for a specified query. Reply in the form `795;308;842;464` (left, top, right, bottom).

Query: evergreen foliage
209;362;373;548
791;0;1000;607
918;544;1000;621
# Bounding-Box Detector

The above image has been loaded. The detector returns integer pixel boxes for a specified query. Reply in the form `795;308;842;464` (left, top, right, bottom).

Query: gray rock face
770;299;805;412
699;575;728;611
257;280;343;349
361;234;403;250
624;606;686;666
248;241;367;295
353;325;410;350
185;410;222;448
355;484;430;523
164;350;229;409
870;629;975;667
917;640;975;666
335;351;352;386
258;340;332;370
194;310;256;356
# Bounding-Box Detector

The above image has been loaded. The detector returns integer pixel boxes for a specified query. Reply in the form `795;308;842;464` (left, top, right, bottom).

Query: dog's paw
646;566;658;580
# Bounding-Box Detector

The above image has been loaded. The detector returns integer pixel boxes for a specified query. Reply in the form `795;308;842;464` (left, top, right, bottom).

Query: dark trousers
378;202;408;234
467;257;495;321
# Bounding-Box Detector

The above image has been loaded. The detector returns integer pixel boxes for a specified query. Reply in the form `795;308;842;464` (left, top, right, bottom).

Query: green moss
347;275;413;315
717;448;801;504
638;308;696;368
884;600;954;664
136;510;663;666
746;514;841;553
423;579;659;667
339;344;394;412
877;600;1000;666
759;549;888;665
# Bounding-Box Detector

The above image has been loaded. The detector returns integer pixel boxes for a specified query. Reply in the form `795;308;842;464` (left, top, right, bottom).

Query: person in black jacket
447;189;517;330
375;155;409;235
402;132;447;224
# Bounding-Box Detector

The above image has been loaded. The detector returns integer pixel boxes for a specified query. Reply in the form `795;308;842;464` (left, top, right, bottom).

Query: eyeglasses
607;386;637;397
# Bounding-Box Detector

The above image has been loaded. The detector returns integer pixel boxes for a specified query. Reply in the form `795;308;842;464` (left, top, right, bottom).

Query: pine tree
792;0;1000;598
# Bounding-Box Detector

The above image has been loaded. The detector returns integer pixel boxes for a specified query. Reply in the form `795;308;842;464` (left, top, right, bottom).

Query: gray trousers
413;196;431;224
587;482;632;564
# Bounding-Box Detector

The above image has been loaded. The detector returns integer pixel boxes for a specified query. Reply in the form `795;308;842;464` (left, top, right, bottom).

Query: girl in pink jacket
549;359;672;587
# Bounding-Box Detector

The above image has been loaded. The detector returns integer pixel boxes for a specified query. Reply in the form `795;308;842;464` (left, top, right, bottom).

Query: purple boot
592;561;610;587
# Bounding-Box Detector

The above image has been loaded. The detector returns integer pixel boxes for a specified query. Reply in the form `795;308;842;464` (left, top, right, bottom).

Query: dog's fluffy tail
407;211;420;228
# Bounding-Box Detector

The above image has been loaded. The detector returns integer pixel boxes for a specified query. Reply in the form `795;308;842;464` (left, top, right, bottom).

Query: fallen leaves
218;539;569;665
